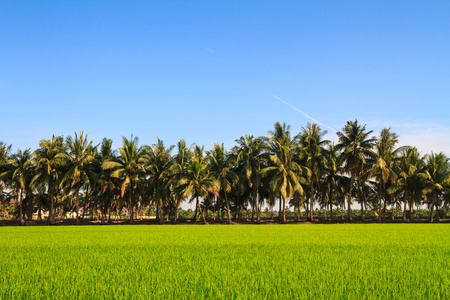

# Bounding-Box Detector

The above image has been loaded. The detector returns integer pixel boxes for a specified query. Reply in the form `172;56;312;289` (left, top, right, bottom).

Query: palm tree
180;148;216;224
0;142;12;217
208;143;238;224
0;142;12;169
58;132;94;225
336;120;376;222
235;135;265;223
103;135;146;224
297;123;329;221
321;143;344;221
31;136;65;224
0;142;12;195
93;138;116;224
423;152;449;222
168;139;193;222
264;122;308;223
370;128;403;222
144;139;174;223
388;147;424;221
2;149;34;225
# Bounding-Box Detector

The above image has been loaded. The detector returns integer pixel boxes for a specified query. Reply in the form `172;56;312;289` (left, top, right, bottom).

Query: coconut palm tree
92;138;116;224
208;143;238;224
234;135;265;223
356;166;375;221
321;143;344;221
388;147;425;221
58;132;95;225
144;139;174;223
2;148;34;225
0;142;12;201
297;123;329;221
264;122;308;223
0;142;12;169
103;135;146;224
422;152;450;222
336;120;376;222
167;139;193;222
31;136;65;224
370;128;403;222
180;148;216;224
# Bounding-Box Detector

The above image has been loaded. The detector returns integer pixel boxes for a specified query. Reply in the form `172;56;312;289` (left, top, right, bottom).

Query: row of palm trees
0;120;449;225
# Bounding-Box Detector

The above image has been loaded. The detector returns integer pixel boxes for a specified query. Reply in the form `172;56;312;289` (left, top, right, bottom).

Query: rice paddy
0;224;449;299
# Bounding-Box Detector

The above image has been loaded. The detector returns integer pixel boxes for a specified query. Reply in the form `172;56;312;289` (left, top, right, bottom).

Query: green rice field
0;224;449;299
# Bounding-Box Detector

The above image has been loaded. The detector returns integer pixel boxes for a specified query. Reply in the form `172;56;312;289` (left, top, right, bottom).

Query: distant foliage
0;120;449;224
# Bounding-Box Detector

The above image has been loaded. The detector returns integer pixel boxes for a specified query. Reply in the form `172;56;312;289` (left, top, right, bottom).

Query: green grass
0;224;449;299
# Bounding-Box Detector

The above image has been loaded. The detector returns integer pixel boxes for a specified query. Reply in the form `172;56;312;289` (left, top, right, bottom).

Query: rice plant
0;224;448;299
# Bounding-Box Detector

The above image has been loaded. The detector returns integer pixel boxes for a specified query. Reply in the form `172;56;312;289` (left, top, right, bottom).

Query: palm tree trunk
429;202;434;223
197;195;208;224
224;192;232;224
82;186;88;221
128;189;133;224
282;196;286;223
305;200;309;220
390;195;394;221
329;186;334;222
101;192;105;224
429;191;436;223
409;199;413;221
215;195;219;221
310;179;314;222
357;178;364;222
278;197;282;222
38;200;42;221
251;202;254;222
435;192;440;222
192;198;198;222
49;180;55;224
436;203;440;222
158;201;163;224
253;186;260;223
19;188;24;225
402;191;409;221
330;200;333;222
26;195;33;221
348;173;354;222
48;180;56;224
75;188;80;225
212;195;216;221
378;180;383;223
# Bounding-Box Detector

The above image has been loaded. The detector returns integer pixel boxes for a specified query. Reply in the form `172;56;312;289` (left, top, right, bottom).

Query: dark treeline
0;120;449;225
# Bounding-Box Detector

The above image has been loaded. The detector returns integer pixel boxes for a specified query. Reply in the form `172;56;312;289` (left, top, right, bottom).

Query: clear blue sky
1;1;449;155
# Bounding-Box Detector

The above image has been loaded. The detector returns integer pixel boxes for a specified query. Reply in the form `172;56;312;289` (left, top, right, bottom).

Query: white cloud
360;119;450;155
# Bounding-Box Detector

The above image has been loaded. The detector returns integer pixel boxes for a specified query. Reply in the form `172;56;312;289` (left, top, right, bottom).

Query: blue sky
1;1;449;155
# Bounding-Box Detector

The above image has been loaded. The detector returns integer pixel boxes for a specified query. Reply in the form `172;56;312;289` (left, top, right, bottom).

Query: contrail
272;95;337;133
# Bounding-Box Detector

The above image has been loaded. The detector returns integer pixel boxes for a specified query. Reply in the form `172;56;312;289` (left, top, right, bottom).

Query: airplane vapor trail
272;95;337;133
